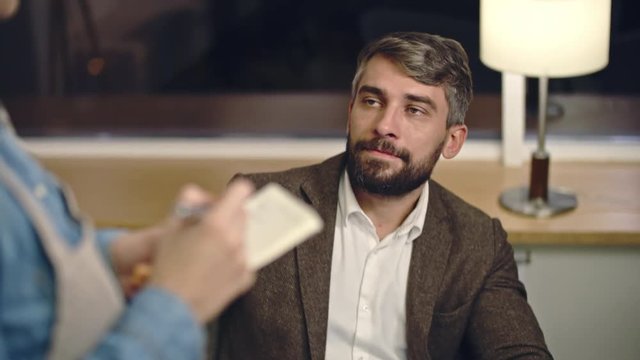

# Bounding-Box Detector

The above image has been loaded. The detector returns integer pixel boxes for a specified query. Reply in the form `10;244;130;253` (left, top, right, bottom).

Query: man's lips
353;138;410;162
364;148;400;159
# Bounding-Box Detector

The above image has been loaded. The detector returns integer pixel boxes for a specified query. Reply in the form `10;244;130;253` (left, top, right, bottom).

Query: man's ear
441;124;468;159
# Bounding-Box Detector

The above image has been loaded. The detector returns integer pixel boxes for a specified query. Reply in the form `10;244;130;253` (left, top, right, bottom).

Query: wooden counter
37;155;640;246
431;161;640;246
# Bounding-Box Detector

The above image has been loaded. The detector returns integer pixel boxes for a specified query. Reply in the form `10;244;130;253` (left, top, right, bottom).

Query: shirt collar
338;170;430;242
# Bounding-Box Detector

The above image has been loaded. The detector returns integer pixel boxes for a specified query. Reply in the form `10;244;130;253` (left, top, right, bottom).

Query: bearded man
215;32;552;360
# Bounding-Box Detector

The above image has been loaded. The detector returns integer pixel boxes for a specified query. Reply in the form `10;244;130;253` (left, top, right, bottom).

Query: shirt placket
352;229;395;360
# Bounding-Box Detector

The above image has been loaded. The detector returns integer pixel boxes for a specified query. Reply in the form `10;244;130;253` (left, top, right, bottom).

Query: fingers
174;183;214;211
202;178;254;226
238;265;256;293
216;178;255;211
134;180;257;321
172;181;254;224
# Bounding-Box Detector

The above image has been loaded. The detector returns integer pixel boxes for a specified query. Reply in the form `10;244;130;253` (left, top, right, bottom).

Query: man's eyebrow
358;85;385;97
405;94;438;112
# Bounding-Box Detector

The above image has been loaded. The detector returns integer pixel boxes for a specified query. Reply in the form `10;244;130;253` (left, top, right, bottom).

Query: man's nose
374;106;401;138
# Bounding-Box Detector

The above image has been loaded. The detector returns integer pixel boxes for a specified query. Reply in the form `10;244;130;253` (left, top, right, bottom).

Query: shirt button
362;304;369;312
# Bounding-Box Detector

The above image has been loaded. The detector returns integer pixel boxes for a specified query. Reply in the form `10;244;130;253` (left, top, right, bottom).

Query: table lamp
480;0;611;217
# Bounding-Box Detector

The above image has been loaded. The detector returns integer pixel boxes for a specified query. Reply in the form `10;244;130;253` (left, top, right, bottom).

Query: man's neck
353;183;426;240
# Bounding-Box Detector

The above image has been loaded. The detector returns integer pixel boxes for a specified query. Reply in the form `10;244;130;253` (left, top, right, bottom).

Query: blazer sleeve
462;219;553;359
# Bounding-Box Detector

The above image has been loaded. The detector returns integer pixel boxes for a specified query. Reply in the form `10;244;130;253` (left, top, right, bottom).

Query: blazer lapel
295;154;344;360
406;181;453;360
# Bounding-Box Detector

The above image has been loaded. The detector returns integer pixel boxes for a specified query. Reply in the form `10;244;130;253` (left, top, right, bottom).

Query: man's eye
363;98;381;107
407;107;425;115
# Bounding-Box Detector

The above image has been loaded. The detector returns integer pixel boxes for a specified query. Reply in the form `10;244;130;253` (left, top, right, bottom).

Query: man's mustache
354;138;410;163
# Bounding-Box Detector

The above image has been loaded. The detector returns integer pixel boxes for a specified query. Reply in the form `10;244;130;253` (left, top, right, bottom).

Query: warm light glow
480;0;611;77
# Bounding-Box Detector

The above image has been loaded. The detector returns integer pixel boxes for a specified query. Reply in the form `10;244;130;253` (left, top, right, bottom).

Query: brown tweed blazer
215;153;552;360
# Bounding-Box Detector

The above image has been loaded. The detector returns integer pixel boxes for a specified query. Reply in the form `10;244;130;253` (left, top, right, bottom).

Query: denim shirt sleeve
86;287;205;360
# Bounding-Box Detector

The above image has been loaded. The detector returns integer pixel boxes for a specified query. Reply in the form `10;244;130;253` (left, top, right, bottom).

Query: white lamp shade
480;0;611;78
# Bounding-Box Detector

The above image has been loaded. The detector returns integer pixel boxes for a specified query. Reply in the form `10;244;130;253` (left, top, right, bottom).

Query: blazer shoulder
234;153;345;192
429;180;504;241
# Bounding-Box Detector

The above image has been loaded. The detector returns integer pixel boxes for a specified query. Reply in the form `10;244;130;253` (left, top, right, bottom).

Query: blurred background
1;3;639;359
0;0;638;138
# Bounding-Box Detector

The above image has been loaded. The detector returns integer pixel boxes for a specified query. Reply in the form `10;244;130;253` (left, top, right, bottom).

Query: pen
173;203;212;222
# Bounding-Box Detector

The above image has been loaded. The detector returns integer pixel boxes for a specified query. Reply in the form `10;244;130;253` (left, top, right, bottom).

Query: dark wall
1;0;639;97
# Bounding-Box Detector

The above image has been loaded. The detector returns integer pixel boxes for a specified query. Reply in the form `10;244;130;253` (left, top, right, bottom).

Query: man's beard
346;135;444;197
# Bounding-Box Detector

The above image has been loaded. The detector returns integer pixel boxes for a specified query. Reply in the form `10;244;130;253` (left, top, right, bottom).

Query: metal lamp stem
537;76;548;153
528;77;550;201
498;76;577;217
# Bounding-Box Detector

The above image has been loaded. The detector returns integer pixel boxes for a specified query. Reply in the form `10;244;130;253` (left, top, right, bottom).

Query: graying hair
351;32;473;127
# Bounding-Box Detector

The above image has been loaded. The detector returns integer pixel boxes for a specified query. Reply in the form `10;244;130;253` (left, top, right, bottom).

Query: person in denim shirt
0;98;255;359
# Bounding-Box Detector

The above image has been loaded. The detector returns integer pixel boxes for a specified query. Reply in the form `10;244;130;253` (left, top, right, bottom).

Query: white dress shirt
325;171;429;360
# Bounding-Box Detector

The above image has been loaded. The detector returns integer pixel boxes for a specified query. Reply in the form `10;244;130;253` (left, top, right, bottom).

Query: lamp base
499;186;577;218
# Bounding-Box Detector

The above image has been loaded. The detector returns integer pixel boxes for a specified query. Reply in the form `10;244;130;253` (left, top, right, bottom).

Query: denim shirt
0;108;204;359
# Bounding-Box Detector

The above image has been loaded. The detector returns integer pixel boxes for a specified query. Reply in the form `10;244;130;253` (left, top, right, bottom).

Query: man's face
346;55;464;196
